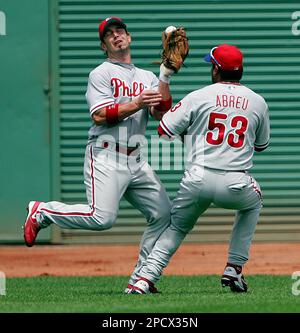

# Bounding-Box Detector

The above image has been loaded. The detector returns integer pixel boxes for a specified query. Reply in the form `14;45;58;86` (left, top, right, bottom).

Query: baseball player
130;44;270;294
23;17;180;293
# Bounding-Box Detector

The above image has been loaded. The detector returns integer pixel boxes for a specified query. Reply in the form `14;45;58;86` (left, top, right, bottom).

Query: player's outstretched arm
151;26;189;121
92;90;163;126
151;79;172;121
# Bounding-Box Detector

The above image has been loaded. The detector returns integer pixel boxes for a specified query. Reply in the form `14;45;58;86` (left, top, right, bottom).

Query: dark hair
219;67;243;81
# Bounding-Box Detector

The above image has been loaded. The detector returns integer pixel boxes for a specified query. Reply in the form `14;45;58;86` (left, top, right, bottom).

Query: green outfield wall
0;0;51;242
1;0;300;243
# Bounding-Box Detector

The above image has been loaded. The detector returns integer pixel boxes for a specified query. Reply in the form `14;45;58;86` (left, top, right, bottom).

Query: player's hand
133;90;162;109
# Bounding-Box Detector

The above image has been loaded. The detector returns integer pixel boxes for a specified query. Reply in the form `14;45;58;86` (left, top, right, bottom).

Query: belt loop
101;141;140;156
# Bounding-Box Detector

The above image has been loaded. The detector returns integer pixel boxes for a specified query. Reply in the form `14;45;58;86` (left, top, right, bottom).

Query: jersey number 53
206;112;249;148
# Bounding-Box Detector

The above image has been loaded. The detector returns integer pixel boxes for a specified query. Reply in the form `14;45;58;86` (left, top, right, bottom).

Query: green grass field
0;275;299;313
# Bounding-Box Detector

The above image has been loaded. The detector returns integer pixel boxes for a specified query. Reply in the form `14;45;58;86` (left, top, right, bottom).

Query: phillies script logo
111;78;145;98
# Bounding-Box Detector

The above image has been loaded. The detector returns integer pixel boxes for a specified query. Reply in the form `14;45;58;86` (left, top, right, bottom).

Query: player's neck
108;52;132;64
219;80;241;84
215;77;240;84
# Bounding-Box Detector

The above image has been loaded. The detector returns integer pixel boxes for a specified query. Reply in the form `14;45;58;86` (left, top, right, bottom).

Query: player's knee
153;203;171;225
171;222;192;235
92;211;117;230
170;213;195;234
161;204;171;221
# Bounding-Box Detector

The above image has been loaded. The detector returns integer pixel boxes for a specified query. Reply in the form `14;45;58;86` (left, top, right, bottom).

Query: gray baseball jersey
86;59;159;145
160;82;270;170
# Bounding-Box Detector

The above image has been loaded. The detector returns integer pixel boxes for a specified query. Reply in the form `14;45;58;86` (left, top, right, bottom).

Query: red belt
102;142;140;156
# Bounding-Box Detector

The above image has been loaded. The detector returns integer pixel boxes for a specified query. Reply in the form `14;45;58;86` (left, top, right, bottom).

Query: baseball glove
161;27;189;73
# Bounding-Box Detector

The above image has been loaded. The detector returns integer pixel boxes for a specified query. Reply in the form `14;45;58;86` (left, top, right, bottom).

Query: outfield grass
0;275;299;313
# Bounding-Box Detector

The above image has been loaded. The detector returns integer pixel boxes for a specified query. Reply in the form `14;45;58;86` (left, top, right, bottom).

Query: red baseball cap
99;17;127;42
204;44;243;71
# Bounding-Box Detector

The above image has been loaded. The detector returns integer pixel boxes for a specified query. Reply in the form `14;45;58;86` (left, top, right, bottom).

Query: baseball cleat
23;201;42;247
124;284;134;294
124;281;160;294
127;277;159;294
221;265;248;293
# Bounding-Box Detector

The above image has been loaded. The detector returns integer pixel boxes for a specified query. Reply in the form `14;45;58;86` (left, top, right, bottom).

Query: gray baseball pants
36;143;171;284
137;165;263;283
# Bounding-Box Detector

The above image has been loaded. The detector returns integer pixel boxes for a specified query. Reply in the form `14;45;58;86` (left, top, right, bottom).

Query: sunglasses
209;47;222;67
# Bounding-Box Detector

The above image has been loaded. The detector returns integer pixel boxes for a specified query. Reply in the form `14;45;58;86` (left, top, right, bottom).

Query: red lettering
242;98;249;110
132;81;138;96
123;82;131;96
111;78;122;98
229;95;235;108
170;102;182;112
139;83;144;94
228;116;249;148
132;81;144;97
206;112;249;148
236;96;242;109
222;95;228;107
215;94;249;111
206;112;227;145
111;78;145;98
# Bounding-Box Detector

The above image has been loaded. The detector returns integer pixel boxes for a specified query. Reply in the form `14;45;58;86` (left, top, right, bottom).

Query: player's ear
126;32;132;43
101;41;107;52
212;65;219;76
